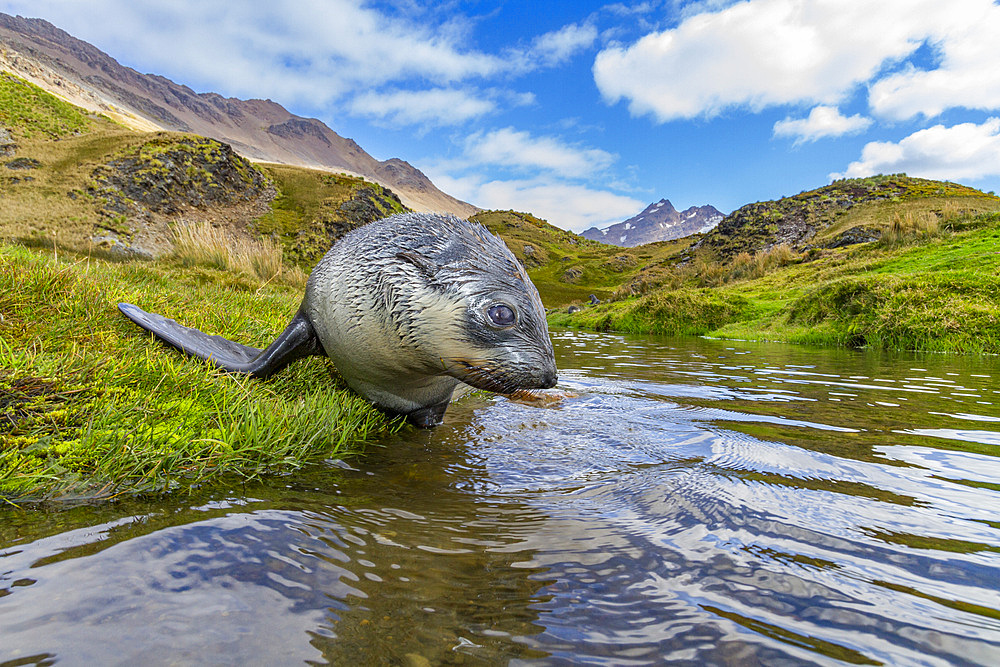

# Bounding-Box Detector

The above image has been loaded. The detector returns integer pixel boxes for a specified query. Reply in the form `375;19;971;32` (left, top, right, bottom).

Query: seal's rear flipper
118;303;261;365
118;303;324;379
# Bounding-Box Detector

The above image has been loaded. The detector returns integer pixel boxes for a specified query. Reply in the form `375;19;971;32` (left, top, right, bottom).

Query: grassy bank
551;212;1000;353
1;74;416;503
0;243;394;503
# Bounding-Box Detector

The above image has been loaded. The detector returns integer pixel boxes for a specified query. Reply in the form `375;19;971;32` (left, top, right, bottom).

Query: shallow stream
3;329;1000;665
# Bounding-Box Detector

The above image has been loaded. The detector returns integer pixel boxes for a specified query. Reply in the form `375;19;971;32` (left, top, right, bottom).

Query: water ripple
2;330;1000;664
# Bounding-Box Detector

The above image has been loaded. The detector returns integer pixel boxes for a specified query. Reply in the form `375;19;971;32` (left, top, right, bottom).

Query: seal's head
392;217;558;395
304;213;557;426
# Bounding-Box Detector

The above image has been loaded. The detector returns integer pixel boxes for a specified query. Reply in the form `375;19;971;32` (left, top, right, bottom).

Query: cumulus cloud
773;106;872;144
3;0;503;107
426;129;640;231
592;0;978;121
526;22;598;67
868;2;1000;119
476;180;643;232
464;128;617;179
445;177;644;232
835;118;1000;181
350;88;495;127
4;1;604;127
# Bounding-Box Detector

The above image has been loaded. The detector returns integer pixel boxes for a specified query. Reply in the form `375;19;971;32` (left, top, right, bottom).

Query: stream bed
3;329;1000;665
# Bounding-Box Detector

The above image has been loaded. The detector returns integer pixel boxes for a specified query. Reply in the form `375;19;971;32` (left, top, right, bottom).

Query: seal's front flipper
118;303;324;379
406;398;452;428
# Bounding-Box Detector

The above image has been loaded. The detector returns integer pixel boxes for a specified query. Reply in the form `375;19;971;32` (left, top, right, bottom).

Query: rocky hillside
581;199;723;246
696;175;998;259
0;72;409;263
0;12;476;218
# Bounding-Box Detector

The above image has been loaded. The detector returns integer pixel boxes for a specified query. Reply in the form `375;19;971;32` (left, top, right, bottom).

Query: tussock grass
724;244;800;283
878;210;942;247
0;243;395;503
609;244;801;299
550;287;754;337
172;220;304;285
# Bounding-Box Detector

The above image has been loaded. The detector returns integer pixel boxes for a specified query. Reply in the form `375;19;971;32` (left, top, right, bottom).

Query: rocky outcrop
91;136;271;215
0;127;16;157
87;135;275;258
694;174;988;259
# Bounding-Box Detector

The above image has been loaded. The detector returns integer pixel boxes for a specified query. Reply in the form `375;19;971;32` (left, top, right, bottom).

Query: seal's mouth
450;358;557;395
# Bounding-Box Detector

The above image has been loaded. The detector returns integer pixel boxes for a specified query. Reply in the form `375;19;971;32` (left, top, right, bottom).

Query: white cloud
602;2;659;17
835;118;1000;181
3;0;503;107
868;2;1000;120
527;22;598;67
773;106;872;144
463;178;645;232
464;128;617;179
426;129;641;231
592;0;968;122
350;88;495;127
4;1;600;128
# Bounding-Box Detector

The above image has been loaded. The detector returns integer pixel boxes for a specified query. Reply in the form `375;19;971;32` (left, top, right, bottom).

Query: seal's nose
539;367;558;389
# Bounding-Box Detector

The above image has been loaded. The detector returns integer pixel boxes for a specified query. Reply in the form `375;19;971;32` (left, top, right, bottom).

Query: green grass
0;71;93;138
471;210;690;307
556;213;1000;353
256;164;409;266
0;243;396;503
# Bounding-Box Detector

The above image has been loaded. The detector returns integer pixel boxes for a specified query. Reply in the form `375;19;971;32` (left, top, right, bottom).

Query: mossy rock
561;266;584;283
89;135;272;216
601;254;637;272
5;156;39;170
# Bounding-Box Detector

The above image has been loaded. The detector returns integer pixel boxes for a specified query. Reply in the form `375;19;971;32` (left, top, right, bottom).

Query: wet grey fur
119;212;558;427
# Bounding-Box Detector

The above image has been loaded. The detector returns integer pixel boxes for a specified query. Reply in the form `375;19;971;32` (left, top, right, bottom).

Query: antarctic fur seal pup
118;213;558;427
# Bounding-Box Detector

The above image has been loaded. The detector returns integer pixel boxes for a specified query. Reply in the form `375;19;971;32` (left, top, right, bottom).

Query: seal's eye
487;304;516;327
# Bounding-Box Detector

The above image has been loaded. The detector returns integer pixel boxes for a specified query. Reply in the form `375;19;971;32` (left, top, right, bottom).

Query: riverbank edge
1;242;399;504
547;217;1000;355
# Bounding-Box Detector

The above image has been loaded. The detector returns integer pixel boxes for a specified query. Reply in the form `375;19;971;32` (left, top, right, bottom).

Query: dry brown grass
881;210;941;246
172;220;301;285
714;244;800;284
0;128;139;247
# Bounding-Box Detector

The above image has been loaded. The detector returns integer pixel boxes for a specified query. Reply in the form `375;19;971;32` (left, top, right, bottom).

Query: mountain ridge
581;199;724;246
0;12;477;217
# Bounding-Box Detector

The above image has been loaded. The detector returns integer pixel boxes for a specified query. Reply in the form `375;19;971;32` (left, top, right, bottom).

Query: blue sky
5;0;1000;232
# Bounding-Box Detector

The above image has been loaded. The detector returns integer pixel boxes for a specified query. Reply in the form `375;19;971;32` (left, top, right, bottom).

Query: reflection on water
3;330;1000;665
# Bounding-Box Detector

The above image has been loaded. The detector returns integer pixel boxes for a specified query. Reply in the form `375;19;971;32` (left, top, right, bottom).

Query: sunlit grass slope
0;244;394;503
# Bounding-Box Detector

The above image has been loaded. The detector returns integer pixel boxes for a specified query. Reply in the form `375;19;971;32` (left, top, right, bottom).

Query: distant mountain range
0;13;476;217
581;199;724;246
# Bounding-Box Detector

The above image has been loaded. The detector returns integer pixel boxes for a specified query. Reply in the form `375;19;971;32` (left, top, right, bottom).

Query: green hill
551;177;1000;353
471;209;692;305
0;72;406;264
700;174;998;258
